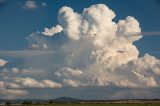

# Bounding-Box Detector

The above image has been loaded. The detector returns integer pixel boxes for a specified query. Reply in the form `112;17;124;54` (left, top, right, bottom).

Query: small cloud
23;0;38;10
31;44;39;49
41;2;47;7
0;59;7;67
42;25;63;36
42;43;48;49
55;67;83;77
12;67;19;74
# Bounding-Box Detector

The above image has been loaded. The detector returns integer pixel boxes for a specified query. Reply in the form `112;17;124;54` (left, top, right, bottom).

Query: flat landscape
1;98;160;106
1;104;160;106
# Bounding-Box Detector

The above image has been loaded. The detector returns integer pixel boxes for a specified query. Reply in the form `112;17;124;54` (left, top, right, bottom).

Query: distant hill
0;97;81;104
54;97;81;102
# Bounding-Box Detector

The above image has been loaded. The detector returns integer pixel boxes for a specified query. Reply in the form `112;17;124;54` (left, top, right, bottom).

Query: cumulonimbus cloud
51;4;159;88
1;4;160;97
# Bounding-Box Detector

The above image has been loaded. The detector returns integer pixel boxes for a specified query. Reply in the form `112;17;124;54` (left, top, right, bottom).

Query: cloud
41;2;47;7
5;4;160;89
42;80;62;88
0;81;20;89
12;67;19;74
117;16;142;42
51;4;159;88
141;31;160;36
42;25;63;36
0;81;28;98
22;1;47;10
0;89;28;96
14;77;43;88
63;79;80;87
23;0;38;10
58;6;81;40
0;67;46;79
1;3;160;99
55;67;83;77
0;59;7;67
0;50;56;57
27;33;52;50
2;4;160;89
20;68;44;75
14;77;62;88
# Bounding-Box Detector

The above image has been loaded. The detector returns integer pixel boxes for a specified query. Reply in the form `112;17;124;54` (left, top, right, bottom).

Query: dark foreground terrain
1;97;160;106
1;104;160;106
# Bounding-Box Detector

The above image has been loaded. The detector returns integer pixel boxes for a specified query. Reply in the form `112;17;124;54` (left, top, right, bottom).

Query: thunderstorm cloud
1;4;160;99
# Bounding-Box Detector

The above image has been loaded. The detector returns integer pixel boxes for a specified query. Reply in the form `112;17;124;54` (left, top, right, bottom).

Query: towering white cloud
58;6;81;40
1;4;160;99
51;4;159;88
117;16;142;42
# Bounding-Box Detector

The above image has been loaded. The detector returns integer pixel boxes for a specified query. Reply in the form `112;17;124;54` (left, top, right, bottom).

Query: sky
0;0;160;99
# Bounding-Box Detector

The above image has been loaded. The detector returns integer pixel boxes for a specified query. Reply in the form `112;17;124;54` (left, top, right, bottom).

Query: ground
8;103;160;106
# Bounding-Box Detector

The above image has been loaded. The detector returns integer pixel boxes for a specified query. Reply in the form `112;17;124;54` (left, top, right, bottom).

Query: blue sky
0;0;160;99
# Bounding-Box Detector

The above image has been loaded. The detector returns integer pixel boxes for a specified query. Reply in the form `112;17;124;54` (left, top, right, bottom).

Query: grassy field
19;103;160;106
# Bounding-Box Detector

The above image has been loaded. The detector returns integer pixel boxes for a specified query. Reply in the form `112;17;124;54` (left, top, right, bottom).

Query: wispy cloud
130;31;160;36
41;2;47;7
0;50;57;57
141;31;160;36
